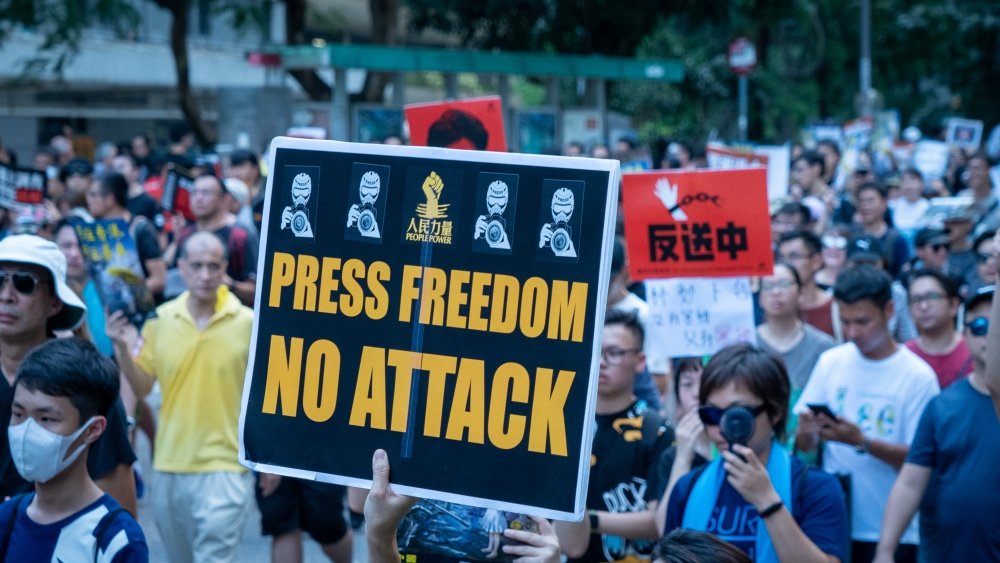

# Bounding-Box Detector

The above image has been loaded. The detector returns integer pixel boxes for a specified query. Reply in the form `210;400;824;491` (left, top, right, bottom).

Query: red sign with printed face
621;168;772;280
405;96;507;152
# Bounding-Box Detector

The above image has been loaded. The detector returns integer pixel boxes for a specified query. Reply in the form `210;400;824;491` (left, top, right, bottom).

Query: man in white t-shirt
794;265;939;563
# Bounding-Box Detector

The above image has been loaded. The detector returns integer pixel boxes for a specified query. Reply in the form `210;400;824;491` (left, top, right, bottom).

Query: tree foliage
405;0;1000;145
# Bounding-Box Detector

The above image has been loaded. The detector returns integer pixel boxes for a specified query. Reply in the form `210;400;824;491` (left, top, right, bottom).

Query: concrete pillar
391;73;406;107
444;73;458;100
595;78;607;145
498;74;511;150
331;67;349;140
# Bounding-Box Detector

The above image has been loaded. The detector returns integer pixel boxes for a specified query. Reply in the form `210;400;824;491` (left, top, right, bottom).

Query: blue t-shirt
664;456;847;561
907;378;1000;561
0;493;148;562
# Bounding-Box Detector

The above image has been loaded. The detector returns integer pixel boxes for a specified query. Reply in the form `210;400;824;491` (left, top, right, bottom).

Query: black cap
914;227;949;248
230;149;259;167
59;157;93;182
847;235;883;263
965;285;995;311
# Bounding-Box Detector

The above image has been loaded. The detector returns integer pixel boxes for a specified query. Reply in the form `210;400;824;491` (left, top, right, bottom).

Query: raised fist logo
417;171;449;219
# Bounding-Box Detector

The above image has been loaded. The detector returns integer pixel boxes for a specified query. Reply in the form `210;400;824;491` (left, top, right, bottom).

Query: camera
357;206;377;236
291;208;310;237
550;223;572;253
485;216;506;245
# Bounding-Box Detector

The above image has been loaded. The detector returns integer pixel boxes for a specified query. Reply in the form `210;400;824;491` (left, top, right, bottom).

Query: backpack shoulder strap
677;463;710;517
92;507;128;562
0;493;31;560
640;410;666;454
792;463;809;519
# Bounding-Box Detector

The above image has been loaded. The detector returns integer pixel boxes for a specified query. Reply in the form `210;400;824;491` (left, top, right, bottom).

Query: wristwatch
855;436;872;455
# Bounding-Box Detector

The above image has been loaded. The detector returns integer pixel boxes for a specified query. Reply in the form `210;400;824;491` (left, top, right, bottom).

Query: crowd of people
0;118;998;563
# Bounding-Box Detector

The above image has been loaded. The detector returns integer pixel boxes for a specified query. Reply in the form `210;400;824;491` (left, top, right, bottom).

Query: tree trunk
170;2;216;145
353;0;400;103
285;0;332;101
152;0;216;146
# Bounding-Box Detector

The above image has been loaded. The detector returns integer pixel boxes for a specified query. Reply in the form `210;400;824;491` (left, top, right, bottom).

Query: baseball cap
223;178;249;206
0;234;86;331
914;227;950;249
847;236;883;263
59;157;94;182
965;284;995;312
942;204;974;223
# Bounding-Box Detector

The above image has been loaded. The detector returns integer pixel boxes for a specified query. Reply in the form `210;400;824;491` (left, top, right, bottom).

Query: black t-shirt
651;446;709;502
127;193;165;231
571;401;672;563
0;372;137;498
129;216;163;277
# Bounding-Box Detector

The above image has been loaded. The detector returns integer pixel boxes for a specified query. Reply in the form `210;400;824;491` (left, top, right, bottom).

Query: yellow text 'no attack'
262;336;575;456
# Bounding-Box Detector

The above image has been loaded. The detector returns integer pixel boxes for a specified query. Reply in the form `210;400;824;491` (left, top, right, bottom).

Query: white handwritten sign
644;276;756;359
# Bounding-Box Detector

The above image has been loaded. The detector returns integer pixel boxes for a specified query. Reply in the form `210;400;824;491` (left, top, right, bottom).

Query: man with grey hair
110;231;254;563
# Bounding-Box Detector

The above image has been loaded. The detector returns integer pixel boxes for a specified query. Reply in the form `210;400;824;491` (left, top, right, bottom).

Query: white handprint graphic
654;178;688;221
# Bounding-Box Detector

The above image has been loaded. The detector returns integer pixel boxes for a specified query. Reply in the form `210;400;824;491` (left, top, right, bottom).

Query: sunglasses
966;317;989;337
0;270;43;296
821;235;847;250
698;403;767;426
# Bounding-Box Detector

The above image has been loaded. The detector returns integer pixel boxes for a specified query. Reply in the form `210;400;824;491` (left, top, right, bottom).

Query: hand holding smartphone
807;403;837;420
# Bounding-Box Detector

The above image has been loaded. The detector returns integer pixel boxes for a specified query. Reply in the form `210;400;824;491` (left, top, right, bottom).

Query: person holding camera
662;344;848;563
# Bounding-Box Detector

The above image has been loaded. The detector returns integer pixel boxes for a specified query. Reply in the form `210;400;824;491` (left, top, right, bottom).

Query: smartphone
807;403;837;419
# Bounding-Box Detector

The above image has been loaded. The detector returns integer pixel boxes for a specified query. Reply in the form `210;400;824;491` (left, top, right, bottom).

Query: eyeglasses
929;243;950;253
760;279;796;293
698;404;767;426
776;252;816;263
0;270;44;296
601;347;640;365
909;292;946;306
821;235;847;250
966;317;989;337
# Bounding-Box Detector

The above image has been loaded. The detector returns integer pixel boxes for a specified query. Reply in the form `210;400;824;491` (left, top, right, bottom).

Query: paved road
133;407;368;562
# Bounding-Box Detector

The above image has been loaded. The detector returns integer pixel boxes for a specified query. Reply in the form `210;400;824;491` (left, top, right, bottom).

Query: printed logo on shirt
599;477;656;560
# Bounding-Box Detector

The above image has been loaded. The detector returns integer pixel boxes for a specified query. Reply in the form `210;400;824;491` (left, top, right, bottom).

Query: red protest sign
405;96;507;152
621;168;772;280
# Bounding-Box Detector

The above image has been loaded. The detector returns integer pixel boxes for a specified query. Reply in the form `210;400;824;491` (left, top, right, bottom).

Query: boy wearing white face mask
0;338;147;561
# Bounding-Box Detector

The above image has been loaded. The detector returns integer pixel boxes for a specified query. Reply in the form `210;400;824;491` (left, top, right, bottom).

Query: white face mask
8;416;96;483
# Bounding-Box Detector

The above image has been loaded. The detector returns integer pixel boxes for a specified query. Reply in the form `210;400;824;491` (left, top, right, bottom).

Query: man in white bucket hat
0;234;137;515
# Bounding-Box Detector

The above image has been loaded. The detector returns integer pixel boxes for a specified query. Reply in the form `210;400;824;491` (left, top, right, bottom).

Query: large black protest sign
239;137;619;519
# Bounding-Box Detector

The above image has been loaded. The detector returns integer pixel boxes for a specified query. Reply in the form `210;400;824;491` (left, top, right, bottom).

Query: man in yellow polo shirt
109;231;254;563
